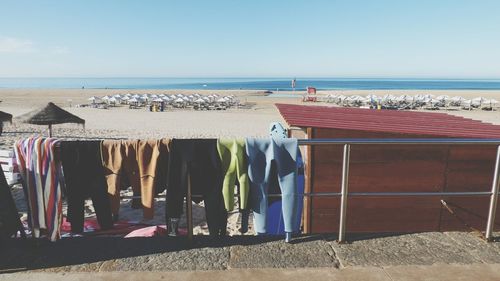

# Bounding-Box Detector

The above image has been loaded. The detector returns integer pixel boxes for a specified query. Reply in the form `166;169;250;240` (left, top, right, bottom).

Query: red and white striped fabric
14;137;64;241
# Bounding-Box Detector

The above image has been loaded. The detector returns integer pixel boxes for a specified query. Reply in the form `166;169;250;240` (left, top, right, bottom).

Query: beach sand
1;88;500;237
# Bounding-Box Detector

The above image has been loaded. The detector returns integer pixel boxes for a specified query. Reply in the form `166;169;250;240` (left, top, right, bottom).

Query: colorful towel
15;137;64;241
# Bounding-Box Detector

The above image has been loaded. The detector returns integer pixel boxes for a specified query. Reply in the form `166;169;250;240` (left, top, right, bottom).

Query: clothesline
14;137;302;242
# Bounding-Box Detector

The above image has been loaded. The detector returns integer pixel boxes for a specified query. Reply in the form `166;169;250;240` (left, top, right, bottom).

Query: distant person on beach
82;86;85;89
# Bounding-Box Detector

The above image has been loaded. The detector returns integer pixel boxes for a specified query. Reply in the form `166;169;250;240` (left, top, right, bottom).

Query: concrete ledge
1;232;499;273
3;264;500;281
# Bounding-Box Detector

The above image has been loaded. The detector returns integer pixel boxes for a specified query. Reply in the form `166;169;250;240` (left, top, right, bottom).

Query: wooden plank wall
308;128;500;233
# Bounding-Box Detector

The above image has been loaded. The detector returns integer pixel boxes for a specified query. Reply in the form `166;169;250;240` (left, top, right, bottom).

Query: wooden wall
306;127;500;233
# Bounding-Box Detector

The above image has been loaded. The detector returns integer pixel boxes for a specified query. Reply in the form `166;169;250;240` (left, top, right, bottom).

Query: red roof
276;103;500;139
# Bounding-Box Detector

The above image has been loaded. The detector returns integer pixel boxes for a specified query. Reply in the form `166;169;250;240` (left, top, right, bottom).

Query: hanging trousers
61;141;113;233
245;138;299;234
166;139;226;236
217;139;250;211
102;139;170;219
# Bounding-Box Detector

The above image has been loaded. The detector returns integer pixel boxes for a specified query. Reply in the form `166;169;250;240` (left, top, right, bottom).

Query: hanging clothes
14;137;63;241
60;141;113;233
217;139;250;211
245;138;299;234
166;139;226;236
101;139;170;219
0;168;22;239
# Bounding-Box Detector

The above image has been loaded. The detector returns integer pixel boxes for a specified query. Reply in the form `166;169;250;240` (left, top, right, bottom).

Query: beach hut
16;102;85;137
276;103;500;234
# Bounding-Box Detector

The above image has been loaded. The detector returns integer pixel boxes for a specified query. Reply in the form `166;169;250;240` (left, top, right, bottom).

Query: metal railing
124;138;499;243
296;138;500;243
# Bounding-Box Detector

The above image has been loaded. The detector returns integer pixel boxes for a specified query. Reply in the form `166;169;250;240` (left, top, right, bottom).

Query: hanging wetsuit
217;139;250;211
166;139;226;236
102;139;171;219
245;138;299;235
60;141;113;233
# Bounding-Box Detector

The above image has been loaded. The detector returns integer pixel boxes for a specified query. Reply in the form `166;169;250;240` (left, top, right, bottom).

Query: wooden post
186;174;193;241
48;124;52;137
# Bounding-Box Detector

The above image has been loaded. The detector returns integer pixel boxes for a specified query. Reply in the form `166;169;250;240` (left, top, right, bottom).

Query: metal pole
48;124;52;138
187;175;193;241
338;144;351;243
486;145;500;241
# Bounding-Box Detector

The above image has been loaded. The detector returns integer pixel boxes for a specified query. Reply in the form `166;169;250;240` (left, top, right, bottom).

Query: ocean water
0;78;500;90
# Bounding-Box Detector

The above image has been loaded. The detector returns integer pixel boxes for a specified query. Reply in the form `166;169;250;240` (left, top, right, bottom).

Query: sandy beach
1;89;500;139
1;88;500;237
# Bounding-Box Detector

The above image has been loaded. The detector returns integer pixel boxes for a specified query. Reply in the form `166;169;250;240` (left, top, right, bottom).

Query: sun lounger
0;149;21;186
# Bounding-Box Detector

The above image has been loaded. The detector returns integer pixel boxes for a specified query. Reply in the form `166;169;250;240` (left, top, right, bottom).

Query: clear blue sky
0;0;499;78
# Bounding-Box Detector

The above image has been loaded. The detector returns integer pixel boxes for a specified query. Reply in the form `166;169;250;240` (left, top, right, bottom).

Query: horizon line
1;76;500;81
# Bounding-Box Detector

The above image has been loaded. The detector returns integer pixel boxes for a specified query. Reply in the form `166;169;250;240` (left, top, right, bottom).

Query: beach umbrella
462;99;473;110
102;95;110;100
108;97;119;104
153;98;163;102
16;102;85;137
128;97;138;103
121;96;130;101
481;99;499;108
88;96;101;103
195;98;206;103
472;97;486;107
174;98;184;103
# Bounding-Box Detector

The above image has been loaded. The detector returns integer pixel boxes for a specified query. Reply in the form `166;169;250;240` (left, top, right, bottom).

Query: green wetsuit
217;139;250;211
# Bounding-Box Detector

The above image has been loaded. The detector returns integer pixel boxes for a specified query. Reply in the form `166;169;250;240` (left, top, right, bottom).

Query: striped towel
14;137;64;241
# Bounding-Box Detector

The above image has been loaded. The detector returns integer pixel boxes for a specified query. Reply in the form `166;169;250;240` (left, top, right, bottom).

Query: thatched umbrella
17;102;85;137
0;111;13;135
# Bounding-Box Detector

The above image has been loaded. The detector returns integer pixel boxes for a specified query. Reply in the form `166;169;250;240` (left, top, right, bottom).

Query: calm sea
1;78;500;90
